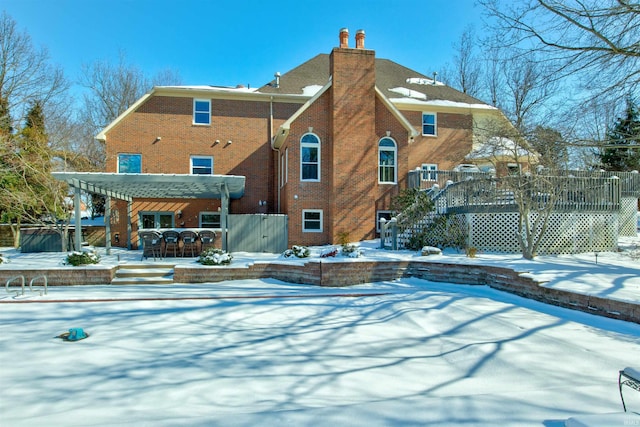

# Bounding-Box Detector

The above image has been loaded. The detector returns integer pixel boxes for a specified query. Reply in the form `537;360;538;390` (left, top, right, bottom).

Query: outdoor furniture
139;231;162;261
180;230;198;257
198;230;216;252
162;230;180;258
619;367;640;412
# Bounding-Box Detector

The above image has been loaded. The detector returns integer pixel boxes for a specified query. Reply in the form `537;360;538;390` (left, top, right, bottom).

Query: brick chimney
339;28;349;48
355;29;365;49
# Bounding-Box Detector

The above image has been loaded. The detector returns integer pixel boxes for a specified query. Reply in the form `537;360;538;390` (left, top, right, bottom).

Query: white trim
302;209;323;232
375;86;419;138
193;99;211;125
117;153;142;174
272;78;332;150
300;133;321;182
421;163;438;181
378;137;397;184
199;211;221;229
422;112;437;136
190;155;214;175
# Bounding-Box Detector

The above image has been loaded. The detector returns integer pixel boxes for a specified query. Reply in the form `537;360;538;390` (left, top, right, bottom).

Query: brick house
88;28;502;250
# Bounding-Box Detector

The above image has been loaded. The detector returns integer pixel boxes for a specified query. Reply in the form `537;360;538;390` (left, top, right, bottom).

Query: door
140;212;174;229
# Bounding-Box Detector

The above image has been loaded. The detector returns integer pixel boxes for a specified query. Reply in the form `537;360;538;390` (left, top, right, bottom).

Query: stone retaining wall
0;268;114;287
2;259;637;324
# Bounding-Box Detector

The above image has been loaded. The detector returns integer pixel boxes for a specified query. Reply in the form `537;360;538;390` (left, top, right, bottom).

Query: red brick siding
329;47;378;243
403;110;473;171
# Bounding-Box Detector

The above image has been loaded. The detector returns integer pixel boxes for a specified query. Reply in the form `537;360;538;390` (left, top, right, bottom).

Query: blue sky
1;0;481;90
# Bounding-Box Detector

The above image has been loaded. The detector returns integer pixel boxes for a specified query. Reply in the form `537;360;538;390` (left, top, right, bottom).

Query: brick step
111;276;175;285
112;264;175;285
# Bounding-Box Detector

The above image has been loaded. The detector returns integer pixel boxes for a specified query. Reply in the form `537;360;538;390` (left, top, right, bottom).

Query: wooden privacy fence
226;214;288;253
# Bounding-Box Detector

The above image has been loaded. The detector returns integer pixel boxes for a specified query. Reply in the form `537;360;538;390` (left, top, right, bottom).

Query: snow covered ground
1;237;639;426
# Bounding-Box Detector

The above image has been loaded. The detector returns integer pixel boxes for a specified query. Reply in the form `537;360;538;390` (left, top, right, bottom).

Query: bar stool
180;230;198;257
198;230;216;252
162;230;180;258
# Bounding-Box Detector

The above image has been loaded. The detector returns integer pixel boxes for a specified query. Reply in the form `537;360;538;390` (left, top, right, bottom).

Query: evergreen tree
600;99;640;171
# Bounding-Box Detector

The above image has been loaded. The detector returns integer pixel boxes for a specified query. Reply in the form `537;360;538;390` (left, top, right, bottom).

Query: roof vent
274;72;281;88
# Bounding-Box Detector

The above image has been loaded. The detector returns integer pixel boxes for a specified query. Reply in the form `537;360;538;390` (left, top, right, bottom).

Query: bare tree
77;52;182;169
473;117;560;259
448;26;484;98
478;0;640;102
0;11;68;127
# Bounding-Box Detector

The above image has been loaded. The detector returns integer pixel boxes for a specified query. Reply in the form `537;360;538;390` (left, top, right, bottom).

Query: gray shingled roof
257;53;488;106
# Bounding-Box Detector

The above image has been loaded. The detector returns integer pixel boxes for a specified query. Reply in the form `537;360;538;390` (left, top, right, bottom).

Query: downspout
269;96;281;212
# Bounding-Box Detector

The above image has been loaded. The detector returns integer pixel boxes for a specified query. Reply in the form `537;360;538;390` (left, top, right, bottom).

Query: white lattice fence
466;211;619;255
620;197;639;236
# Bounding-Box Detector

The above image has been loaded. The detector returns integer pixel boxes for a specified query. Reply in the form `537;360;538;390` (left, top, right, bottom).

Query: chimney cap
339;27;349;48
355;29;366;49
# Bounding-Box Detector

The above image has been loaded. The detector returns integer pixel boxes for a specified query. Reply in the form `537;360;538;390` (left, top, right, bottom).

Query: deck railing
407;170;621;214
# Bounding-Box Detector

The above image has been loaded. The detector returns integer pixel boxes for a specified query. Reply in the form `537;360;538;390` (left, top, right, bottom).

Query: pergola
52;172;246;253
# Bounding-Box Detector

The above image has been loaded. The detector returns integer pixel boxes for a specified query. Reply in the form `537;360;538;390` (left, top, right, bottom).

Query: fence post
379;217;387;249
390;217;398;251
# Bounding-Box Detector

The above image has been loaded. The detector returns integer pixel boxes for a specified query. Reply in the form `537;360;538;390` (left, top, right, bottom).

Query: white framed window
376;210;393;233
280;153;284;187
302;209;323;232
117;153;142;173
199;212;221;228
378;137;397;184
193;99;211;125
301;133;320;181
422;112;437;136
280;148;289;188
191;156;213;175
421;163;438;181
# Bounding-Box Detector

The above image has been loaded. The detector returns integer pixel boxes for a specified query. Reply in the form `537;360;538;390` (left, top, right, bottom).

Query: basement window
302;209;323;232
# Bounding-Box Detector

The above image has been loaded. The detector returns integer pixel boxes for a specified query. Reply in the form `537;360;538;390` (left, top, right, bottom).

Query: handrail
29;275;48;296
6;275;25;296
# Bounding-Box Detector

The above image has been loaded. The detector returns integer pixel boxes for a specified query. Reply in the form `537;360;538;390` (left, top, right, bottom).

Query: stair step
111;276;175;285
112;263;176;285
117;263;176;270
115;268;174;278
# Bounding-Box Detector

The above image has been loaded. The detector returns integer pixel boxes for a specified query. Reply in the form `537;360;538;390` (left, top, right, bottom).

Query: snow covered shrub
283;245;310;258
341;243;363;258
198;248;233;265
65;250;100;266
320;247;338;258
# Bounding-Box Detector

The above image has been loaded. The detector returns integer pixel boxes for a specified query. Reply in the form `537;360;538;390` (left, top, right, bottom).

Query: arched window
378;137;397;183
301;133;320;181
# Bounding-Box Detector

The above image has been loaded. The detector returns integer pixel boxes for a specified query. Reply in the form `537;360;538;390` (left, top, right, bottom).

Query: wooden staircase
111;264;175;285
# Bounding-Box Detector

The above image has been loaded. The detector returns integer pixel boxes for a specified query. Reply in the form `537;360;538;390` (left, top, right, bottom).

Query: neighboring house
85;29;506;250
